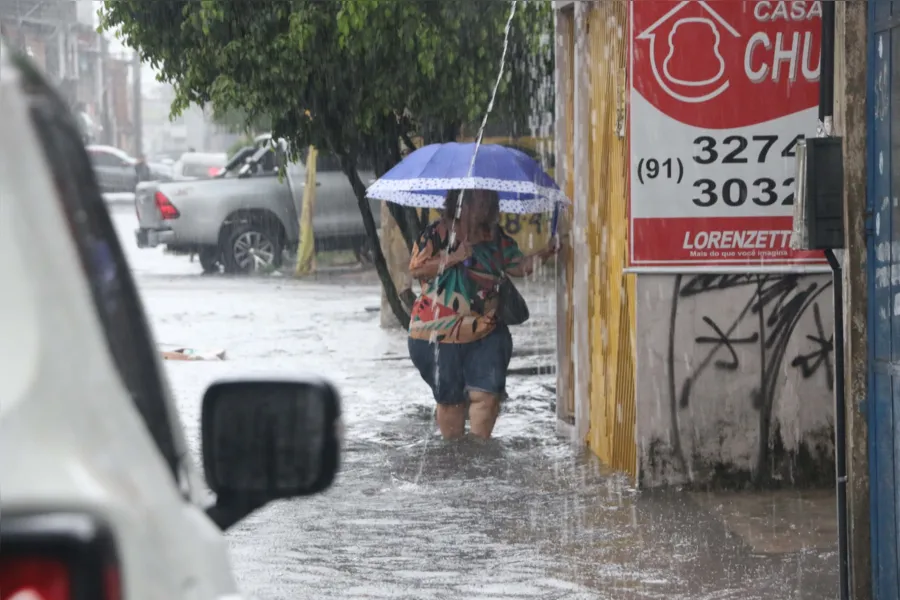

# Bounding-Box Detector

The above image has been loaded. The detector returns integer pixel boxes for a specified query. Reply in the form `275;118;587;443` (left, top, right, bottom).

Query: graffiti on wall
664;274;834;485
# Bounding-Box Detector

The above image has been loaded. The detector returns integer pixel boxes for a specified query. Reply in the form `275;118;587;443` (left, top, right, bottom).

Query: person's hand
537;239;561;260
448;240;473;265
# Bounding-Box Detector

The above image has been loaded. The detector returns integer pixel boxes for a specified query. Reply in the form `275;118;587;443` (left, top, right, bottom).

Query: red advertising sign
628;0;826;268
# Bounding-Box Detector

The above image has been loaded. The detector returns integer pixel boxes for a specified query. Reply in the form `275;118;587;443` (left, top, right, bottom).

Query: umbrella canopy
365;142;568;214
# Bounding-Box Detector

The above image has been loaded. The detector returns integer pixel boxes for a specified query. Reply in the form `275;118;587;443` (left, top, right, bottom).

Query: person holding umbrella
366;142;569;441
406;188;557;439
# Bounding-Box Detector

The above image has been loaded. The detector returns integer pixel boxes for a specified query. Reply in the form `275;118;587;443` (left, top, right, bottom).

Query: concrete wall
636;273;836;489
834;0;870;593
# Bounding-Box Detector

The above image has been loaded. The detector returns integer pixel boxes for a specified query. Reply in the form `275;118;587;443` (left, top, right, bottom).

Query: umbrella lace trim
366;177;569;214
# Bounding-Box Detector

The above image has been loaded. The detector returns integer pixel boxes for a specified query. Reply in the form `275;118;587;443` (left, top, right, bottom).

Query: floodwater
113;206;838;600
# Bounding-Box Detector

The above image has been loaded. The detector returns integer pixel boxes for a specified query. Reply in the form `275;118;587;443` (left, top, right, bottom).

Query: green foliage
99;0;552;172
99;0;553;326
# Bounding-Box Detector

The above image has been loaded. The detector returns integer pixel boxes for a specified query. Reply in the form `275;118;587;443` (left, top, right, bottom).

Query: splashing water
414;0;520;485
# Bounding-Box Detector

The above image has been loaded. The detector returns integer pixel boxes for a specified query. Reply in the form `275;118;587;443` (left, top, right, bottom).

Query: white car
1;44;343;599
172;152;228;180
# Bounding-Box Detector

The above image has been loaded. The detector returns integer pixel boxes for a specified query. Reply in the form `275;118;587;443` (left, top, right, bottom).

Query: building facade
865;0;900;596
0;0;135;147
553;0;836;490
554;0;900;595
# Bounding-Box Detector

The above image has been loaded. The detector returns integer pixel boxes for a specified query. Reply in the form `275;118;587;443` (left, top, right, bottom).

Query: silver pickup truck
134;141;380;274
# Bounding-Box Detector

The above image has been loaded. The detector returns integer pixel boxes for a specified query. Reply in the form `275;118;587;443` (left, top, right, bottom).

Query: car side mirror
200;377;342;530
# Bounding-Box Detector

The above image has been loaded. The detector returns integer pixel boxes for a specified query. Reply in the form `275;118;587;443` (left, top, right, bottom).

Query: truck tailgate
135;183;164;229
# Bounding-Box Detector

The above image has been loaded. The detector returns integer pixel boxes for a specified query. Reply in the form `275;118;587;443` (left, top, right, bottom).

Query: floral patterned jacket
408;220;523;344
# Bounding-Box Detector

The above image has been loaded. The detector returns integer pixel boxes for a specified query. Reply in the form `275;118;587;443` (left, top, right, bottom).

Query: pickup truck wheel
198;246;221;274
222;225;283;274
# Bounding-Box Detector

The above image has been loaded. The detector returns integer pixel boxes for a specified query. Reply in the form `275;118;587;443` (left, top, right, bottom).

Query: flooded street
112;206;840;600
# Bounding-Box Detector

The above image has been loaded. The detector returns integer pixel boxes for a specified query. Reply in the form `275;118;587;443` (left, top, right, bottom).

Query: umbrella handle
550;204;560;241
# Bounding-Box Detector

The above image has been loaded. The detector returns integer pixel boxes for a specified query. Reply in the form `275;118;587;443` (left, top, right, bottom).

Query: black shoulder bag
495;227;530;326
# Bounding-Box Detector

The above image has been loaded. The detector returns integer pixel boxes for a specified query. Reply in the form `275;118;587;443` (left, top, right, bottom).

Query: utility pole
132;50;142;156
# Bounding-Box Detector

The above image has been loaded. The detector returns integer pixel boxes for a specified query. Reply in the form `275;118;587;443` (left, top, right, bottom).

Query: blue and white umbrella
365;142;568;215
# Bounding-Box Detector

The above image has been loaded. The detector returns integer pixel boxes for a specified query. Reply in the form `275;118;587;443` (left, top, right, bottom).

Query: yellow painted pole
294;145;319;276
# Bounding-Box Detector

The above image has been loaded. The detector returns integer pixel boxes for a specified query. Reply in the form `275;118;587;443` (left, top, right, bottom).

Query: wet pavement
113;206;840;600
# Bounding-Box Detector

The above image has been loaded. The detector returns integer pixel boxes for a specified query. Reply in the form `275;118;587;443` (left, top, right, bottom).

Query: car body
172;152;228;180
87;144;172;193
150;160;175;181
150;152;181;166
87;144;138;193
1;44;341;600
134;138;381;273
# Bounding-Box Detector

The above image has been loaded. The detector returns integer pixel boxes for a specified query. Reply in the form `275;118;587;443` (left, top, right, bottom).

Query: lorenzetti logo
683;229;792;250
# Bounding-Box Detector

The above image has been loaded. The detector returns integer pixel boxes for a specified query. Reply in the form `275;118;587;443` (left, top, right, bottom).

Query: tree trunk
387;203;421;252
372;134;420;253
401;132;417;154
338;154;410;328
422;120;461;145
442;121;461;143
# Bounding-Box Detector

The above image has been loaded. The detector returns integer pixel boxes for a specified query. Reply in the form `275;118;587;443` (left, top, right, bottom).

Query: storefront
554;0;836;489
867;0;900;595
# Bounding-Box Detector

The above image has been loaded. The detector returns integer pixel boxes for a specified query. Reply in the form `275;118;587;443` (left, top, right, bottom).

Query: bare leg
436;403;467;440
468;391;500;439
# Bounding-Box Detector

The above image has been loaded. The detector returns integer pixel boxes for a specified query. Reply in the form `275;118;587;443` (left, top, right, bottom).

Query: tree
100;0;553;327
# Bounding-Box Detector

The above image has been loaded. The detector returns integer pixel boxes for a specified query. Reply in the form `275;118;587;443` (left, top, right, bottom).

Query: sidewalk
691;489;838;556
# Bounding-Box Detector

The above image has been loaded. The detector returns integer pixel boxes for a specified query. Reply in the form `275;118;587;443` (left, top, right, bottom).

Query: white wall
635;273;836;488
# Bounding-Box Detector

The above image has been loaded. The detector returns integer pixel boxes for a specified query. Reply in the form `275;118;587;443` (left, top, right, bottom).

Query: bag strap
493;225;507;281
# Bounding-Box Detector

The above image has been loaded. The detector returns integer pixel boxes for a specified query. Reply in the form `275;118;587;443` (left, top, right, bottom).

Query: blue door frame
869;1;900;597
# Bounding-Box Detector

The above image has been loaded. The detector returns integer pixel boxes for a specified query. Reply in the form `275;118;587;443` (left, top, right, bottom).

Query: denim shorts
408;325;513;405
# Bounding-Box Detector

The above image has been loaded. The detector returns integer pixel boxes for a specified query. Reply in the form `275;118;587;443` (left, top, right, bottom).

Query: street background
112;205;840;600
